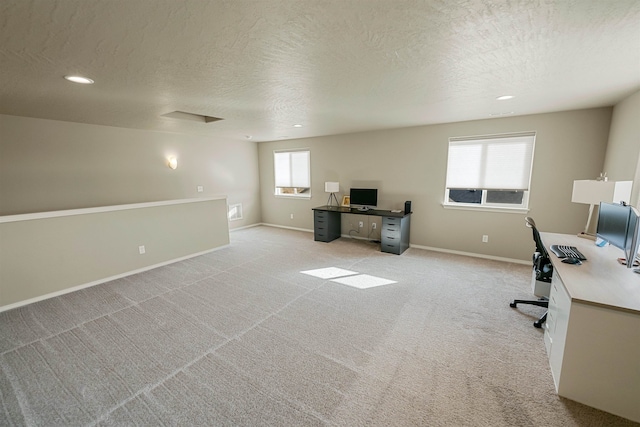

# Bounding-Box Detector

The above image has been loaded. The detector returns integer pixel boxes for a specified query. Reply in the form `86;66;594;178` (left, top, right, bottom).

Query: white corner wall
604;89;640;206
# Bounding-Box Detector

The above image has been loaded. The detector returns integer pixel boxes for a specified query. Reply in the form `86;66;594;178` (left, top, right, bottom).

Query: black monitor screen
350;188;378;208
596;202;631;252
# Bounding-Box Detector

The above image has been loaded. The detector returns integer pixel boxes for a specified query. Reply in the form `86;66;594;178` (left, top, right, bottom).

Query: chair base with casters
510;297;548;328
510;217;553;329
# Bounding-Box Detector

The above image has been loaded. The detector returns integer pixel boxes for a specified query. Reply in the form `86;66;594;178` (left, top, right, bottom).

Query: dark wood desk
312;205;411;255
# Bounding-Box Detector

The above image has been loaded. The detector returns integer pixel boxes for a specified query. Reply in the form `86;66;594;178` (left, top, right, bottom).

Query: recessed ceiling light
64;75;94;84
293;124;303;128
496;95;514;101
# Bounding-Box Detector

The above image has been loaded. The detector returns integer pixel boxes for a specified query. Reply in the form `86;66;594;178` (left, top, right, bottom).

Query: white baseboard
259;223;314;233
1;225;529;313
257;223;528;264
340;233;374;241
409;243;529;265
0;244;230;313
229;223;263;232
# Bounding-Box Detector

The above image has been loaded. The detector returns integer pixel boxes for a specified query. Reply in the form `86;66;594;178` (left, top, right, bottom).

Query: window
228;203;243;221
444;132;535;210
274;149;310;198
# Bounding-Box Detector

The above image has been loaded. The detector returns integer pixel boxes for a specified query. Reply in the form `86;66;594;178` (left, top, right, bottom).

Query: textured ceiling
1;0;639;142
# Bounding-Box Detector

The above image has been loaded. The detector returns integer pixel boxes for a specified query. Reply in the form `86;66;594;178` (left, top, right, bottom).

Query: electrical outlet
197;185;203;193
290;213;294;219
372;222;377;229
359;221;364;228
139;245;146;254
482;235;489;243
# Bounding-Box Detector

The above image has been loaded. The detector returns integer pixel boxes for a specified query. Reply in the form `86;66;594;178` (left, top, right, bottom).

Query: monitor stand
357;206;372;212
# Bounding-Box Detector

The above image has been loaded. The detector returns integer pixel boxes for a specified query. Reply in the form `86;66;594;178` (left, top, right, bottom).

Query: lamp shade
325;182;339;193
571;180;632;205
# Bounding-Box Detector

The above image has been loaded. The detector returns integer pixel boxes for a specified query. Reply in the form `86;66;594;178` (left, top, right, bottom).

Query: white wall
0;114;261;228
258;108;613;262
604;89;640;206
1;103;625;263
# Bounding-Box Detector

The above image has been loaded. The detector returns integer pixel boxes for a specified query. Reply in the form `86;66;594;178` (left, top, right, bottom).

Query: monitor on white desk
596;202;640;268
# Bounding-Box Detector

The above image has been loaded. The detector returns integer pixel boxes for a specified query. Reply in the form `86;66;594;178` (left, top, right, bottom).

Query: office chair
510;217;552;328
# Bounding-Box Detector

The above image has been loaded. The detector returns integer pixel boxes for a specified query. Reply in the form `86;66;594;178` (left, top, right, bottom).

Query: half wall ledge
0;197;230;311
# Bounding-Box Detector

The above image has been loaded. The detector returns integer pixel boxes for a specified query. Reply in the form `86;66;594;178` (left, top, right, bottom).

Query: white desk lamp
325;182;340;206
571;179;633;237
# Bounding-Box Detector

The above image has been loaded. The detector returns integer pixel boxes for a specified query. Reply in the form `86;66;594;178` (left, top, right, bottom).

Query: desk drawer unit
314;210;341;242
381;215;410;255
544;270;571;391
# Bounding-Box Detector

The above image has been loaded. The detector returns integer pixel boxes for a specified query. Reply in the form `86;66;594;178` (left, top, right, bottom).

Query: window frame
273;149;311;199
227;203;243;221
443;132;535;212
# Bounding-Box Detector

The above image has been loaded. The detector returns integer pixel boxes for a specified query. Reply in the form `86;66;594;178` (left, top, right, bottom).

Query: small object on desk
391;209;402;213
561;257;582;265
634;268;640;274
577;232;596;240
617;257;640;267
595;237;608;247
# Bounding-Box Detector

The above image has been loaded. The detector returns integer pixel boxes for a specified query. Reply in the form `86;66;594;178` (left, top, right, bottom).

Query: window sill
442;203;529;214
274;194;311;200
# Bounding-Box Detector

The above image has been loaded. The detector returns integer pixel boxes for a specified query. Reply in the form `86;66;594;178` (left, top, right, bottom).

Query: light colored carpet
1;225;637;426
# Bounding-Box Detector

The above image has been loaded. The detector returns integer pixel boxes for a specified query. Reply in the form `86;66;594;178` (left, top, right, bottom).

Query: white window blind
446;133;535;191
274;150;310;188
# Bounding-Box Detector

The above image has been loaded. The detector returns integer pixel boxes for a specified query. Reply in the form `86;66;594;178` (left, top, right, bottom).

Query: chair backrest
525;216;553;282
525;216;548;257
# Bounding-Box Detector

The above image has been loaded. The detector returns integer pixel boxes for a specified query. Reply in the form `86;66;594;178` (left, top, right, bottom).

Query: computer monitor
350;188;378;211
626;207;640;268
596;202;640;268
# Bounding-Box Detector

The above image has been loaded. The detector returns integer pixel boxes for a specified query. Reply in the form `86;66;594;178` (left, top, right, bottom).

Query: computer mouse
562;257;582;265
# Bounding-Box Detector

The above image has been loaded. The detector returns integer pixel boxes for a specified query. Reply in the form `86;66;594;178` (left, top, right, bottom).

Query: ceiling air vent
161;111;223;124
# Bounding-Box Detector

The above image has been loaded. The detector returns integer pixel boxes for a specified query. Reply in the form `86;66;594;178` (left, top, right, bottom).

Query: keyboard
550;244;587;261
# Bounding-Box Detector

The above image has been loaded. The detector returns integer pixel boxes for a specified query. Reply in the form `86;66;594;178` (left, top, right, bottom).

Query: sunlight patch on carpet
300;267;358;279
330;274;397;289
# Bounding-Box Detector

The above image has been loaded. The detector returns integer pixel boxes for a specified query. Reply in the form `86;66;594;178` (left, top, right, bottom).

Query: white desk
540;232;640;423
